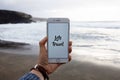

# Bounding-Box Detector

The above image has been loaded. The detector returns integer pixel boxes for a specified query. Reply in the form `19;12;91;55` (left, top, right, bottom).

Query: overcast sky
0;0;120;21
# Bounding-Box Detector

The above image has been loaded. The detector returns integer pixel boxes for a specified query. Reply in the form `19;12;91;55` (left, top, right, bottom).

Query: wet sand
0;52;37;80
1;51;120;80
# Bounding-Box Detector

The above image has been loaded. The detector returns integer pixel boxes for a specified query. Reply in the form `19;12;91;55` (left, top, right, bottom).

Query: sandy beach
0;52;37;80
1;48;120;80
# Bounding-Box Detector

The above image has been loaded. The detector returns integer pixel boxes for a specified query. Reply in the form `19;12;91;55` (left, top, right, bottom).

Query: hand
38;37;72;74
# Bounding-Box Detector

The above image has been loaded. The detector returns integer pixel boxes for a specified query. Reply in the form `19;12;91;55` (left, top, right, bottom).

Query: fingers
39;37;48;47
68;41;72;61
69;46;72;53
68;41;72;54
68;55;72;61
69;41;72;46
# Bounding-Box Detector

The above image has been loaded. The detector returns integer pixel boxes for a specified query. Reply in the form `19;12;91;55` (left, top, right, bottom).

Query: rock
0;10;33;24
0;39;29;48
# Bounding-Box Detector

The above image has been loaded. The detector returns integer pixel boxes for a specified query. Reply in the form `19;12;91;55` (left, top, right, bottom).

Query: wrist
31;69;44;80
30;64;49;80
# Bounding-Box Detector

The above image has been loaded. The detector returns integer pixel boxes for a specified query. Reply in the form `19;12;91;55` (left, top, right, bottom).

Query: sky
0;0;120;21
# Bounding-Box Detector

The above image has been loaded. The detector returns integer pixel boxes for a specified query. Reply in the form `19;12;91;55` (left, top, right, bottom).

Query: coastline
0;51;120;80
0;39;29;48
0;40;39;55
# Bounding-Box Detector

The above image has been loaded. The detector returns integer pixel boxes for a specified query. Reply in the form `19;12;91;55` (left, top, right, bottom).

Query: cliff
0;10;33;24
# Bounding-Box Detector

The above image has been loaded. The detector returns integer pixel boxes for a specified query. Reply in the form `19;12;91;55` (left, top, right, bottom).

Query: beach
0;51;37;80
0;22;120;80
1;48;120;80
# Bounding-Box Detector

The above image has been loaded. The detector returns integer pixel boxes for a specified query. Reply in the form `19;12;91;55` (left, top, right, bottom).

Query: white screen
48;23;69;58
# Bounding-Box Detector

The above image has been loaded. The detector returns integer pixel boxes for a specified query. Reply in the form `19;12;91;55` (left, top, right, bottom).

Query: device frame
47;18;70;63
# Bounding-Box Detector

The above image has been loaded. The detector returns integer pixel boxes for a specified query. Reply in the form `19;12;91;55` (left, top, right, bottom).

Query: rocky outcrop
0;39;29;48
0;10;33;24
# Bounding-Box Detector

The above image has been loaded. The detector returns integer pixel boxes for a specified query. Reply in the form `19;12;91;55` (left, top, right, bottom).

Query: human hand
38;36;72;74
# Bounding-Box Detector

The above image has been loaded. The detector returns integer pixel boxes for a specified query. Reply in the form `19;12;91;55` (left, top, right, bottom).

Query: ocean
0;21;120;66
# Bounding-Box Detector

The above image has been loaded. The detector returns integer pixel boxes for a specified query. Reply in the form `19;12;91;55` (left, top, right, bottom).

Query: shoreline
0;39;29;48
0;43;39;55
1;52;120;80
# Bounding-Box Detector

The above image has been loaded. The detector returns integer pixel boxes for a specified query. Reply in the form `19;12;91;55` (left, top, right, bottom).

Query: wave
71;21;120;29
70;33;117;41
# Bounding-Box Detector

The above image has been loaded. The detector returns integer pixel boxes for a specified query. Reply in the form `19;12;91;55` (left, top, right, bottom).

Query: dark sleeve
19;73;40;80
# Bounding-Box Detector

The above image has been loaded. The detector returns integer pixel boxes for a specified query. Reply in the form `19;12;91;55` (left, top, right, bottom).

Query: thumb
39;36;48;48
39;37;48;57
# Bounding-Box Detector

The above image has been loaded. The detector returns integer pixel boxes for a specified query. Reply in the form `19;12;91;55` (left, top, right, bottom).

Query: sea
0;21;120;67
